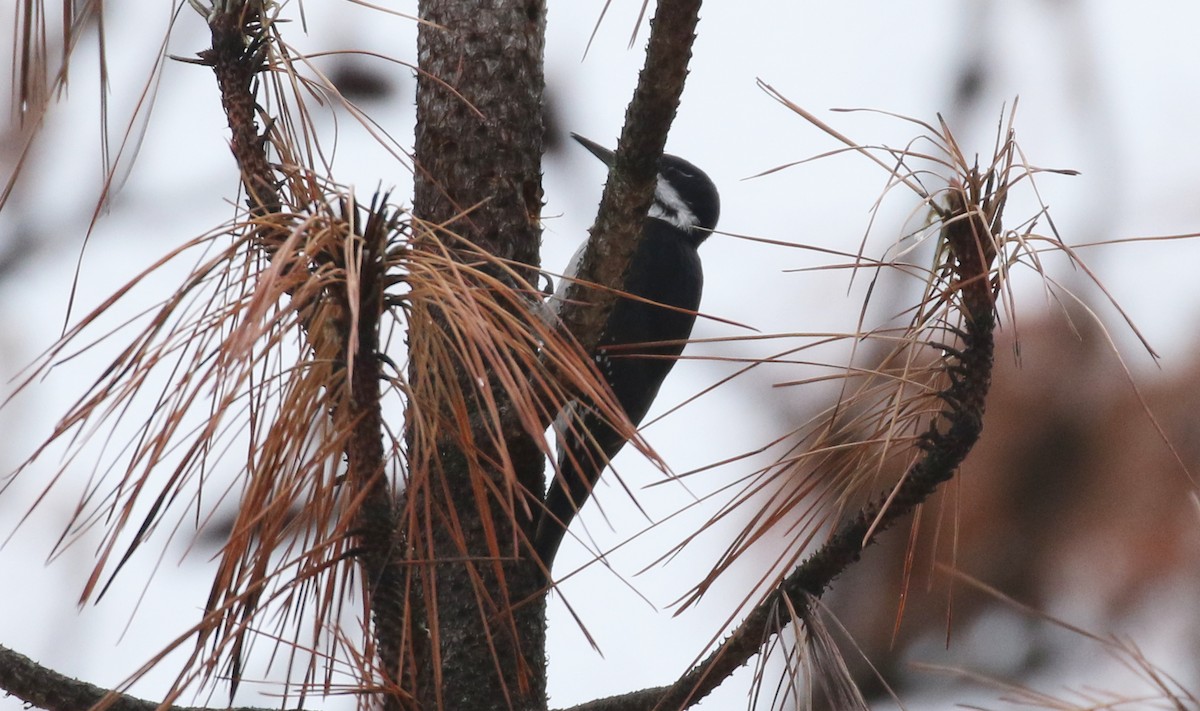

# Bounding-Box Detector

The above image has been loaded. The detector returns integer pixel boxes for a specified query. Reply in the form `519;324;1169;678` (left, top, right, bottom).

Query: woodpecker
534;133;720;568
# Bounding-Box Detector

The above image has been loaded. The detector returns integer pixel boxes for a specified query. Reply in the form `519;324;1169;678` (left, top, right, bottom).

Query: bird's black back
535;218;703;565
598;219;703;422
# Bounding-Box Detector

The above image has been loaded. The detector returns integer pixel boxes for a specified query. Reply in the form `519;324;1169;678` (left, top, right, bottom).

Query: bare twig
554;0;704;357
0;643;310;711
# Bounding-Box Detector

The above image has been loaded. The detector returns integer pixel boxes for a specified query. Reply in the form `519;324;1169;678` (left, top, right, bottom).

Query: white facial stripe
649;174;698;231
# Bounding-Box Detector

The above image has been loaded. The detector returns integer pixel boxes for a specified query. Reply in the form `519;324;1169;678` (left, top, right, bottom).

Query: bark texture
409;1;548;710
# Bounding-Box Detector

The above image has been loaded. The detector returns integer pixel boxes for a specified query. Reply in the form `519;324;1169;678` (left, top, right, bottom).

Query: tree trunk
408;1;548;709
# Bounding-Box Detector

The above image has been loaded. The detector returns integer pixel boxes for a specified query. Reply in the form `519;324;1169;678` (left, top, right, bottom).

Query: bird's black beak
570;133;615;167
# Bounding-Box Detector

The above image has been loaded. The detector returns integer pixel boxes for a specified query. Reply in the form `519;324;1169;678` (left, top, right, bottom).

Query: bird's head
572;133;720;243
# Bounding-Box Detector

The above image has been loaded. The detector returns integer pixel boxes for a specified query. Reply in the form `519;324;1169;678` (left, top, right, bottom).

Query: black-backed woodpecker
534;133;720;568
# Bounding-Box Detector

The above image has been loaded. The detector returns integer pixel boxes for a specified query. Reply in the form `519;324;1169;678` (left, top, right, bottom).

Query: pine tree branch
196;1;407;698
560;184;1000;711
554;0;704;357
565;322;994;711
340;201;407;702
196;0;280;223
0;643;310;711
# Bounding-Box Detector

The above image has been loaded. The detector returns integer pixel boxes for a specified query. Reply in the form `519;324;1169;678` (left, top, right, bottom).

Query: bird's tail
532;406;622;570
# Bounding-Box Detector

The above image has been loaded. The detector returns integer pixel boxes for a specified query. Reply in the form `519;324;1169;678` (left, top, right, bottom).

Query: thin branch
554;0;703;356
197;0;281;222
340;197;407;697
0;643;309;711
562;183;999;711
195;0;405;698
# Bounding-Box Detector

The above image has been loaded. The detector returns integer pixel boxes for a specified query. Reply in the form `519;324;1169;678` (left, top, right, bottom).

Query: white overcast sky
1;2;1198;709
